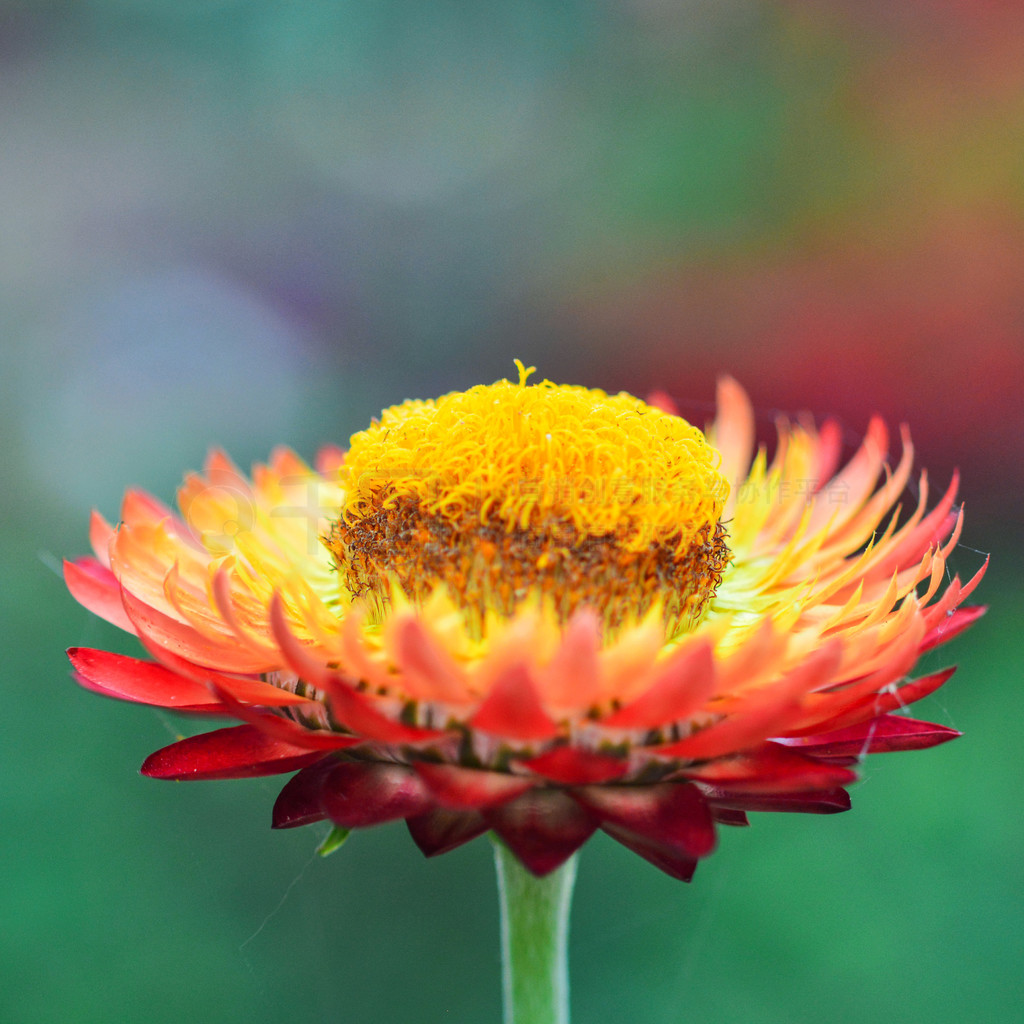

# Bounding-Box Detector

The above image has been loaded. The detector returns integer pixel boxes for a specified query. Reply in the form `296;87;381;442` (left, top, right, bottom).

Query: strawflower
65;364;984;1024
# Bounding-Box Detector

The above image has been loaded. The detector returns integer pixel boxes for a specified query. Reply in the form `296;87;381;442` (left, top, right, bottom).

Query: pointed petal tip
485;790;597;876
271;761;334;828
469;662;559;741
601;823;700;882
68;647;228;711
140;725;323;780
646;389;679;416
406;809;489;857
783;715;963;758
706;787;853;815
599;639;714;730
716;373;743;395
63;557;135;633
574;781;717;859
319;761;432;829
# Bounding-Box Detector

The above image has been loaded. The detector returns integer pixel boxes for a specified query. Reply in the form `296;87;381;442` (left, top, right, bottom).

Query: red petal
918;561;986;644
128;630;304;707
599;641;715;730
517;746;630;785
319;761;432;828
600;824;699;882
270;597;443;744
64;558;134;633
788;667;957;738
655;643;841;760
572;782;716;858
141;724;323;780
413;763;536;809
677;742;857;793
779;715;961;761
204;674;310;707
469;662;559;741
920;605;987;653
874;667;956;713
711;807;749;827
406;808;490;857
69;647;226;712
272;760;336;828
209;684;363;752
68;647;305;710
703;787;852;814
319;673;446;744
484;790;597;876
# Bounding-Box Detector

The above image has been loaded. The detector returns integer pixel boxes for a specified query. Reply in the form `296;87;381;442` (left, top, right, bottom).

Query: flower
65;364;985;880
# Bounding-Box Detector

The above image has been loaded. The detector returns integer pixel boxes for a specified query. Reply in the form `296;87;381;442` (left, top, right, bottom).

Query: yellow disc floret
342;361;727;551
327;363;730;633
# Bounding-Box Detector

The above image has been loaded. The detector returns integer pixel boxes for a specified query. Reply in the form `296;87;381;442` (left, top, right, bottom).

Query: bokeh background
2;3;1020;1022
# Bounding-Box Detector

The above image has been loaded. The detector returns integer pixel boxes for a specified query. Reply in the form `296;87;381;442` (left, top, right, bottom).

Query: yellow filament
341;362;729;554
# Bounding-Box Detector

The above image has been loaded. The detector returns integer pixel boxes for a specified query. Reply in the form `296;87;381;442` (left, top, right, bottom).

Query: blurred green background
2;2;1020;1022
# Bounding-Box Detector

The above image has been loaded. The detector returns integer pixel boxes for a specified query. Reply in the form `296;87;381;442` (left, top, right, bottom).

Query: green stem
493;841;578;1024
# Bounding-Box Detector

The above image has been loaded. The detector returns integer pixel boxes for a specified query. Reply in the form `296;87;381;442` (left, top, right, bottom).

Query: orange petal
536;608;602;709
711;376;755;514
469;662;559;741
64;558;134;633
655;642;842;760
120;585;273;673
600;640;715;730
89;510;116;567
389;615;471;704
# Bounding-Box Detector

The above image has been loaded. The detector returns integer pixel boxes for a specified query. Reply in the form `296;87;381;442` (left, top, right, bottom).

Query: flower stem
493;841;578;1024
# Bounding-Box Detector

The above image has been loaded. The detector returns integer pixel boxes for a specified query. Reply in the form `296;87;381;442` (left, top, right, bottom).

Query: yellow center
326;363;730;633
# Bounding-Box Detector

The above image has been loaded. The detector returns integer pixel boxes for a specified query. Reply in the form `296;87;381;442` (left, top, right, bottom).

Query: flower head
66;366;985;880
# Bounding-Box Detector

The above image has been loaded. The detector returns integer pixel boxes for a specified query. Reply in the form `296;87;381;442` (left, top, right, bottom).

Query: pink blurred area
803;0;1024;104
562;215;1023;526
